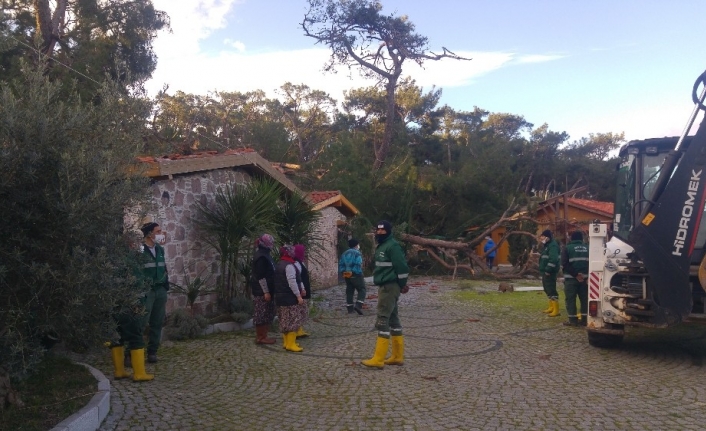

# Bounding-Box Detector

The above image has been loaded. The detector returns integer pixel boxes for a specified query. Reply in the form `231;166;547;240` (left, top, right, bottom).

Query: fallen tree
399;199;540;279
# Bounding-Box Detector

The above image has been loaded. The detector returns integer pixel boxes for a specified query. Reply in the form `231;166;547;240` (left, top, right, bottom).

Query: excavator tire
587;331;623;348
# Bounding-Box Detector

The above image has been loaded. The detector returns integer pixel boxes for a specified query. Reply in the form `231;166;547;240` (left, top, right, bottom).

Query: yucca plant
169;264;216;316
275;191;323;260
196;178;283;305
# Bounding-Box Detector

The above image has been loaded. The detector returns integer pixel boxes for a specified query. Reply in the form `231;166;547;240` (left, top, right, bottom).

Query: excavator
586;70;706;347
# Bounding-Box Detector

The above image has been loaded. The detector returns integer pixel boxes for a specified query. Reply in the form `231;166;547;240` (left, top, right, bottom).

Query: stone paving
92;278;706;431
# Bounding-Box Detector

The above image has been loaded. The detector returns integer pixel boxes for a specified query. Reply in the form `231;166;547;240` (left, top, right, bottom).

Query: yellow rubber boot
295;326;310;338
548;300;561;317
110;346;131;379
384;335;404;366
130;348;154;382
361;336;390;369
284;332;303;352
542;300;553;313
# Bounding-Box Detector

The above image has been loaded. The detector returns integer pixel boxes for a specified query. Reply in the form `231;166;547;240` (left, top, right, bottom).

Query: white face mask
154;233;166;244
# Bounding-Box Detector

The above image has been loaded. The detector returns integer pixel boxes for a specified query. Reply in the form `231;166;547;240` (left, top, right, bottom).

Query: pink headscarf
256;234;274;250
293;244;305;261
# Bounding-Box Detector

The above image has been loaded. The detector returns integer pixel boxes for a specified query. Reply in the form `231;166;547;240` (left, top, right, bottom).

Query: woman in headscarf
274;244;305;352
293;244;311;338
250;234;276;344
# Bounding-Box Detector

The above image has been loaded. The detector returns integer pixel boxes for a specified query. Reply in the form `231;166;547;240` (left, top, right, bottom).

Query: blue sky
148;0;705;143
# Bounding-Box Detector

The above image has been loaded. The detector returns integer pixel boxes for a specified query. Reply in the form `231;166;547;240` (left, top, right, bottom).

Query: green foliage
507;221;538;267
0;66;150;379
0;0;169;94
168;264;216;315
195;178;283;303
164;309;208;341
275;190;323;258
0;354;96;431
229;295;254;324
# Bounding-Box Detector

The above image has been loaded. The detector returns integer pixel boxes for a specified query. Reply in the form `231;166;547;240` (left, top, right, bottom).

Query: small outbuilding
132;150;359;314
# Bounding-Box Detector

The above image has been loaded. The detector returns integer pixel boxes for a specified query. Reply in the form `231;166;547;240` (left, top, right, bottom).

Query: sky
147;0;706;143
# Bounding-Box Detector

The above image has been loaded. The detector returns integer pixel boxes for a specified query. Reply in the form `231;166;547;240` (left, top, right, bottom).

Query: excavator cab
587;70;706;347
611;137;706;315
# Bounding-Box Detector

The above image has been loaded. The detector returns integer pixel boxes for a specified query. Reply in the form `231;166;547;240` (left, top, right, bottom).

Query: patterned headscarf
293;244;305;261
256;234;274;250
279;244;295;258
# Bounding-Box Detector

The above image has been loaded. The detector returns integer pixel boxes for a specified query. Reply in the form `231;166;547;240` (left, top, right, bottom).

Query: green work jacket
373;236;410;288
141;243;169;290
561;240;589;279
538;239;560;275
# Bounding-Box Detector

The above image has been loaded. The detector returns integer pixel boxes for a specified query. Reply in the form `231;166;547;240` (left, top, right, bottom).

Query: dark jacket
296;260;311;299
273;259;301;306
561;240;589;279
250;246;275;297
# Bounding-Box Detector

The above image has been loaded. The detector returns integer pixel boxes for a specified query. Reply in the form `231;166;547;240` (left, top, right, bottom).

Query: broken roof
307;191;360;218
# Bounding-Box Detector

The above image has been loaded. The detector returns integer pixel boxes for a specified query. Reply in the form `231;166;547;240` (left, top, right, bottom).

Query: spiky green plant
195;178;283;304
274;191;323;259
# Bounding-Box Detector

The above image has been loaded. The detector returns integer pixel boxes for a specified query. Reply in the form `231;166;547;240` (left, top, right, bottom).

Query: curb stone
50;363;110;431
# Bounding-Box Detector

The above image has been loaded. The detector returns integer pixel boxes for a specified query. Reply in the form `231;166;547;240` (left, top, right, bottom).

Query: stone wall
308;206;346;289
137;168;348;315
145;169;250;315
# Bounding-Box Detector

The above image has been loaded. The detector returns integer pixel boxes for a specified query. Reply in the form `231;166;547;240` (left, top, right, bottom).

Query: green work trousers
564;278;588;318
345;274;366;305
144;285;168;355
542;273;558;300
116;307;146;351
375;282;402;337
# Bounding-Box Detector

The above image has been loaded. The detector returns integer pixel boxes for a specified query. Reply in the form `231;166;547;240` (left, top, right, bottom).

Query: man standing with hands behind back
361;220;410;369
561;231;589;326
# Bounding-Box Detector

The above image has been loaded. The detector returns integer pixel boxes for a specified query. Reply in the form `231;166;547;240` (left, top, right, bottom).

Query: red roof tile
308;191;341;204
568;198;614;215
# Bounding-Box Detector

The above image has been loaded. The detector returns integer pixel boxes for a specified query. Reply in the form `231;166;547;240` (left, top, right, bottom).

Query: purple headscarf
293;244;306;261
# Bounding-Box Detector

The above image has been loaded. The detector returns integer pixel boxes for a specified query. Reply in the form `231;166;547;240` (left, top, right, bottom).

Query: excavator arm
628;71;706;322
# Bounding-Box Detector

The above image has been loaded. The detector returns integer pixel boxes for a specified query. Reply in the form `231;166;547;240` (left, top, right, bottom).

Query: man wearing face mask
361;220;410;368
140;222;170;363
538;229;561;317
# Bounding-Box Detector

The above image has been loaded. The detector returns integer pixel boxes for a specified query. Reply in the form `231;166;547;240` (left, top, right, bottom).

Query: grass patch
0;353;97;431
454;288;553;315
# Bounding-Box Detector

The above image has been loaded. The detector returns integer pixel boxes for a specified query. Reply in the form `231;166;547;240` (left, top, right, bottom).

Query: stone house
306;191;360;288
133;149;358;314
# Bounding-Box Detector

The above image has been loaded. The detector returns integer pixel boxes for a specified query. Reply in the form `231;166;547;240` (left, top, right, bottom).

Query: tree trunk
34;0;67;56
373;77;399;170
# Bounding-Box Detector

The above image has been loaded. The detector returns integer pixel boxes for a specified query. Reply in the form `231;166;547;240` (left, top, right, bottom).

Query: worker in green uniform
361;220;410;369
140;222;169;363
538;229;561;317
561;231;589;326
107;249;155;382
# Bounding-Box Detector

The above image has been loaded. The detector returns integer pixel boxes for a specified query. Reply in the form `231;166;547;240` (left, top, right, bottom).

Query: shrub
0;68;151;381
164;309;209;341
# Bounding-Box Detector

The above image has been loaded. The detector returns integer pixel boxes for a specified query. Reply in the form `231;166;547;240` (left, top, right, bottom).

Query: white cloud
223;38;246;52
146;47;529;100
515;54;565;64
151;0;240;58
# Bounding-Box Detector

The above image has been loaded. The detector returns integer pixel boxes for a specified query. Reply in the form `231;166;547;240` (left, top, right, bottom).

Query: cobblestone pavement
93;278;706;431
